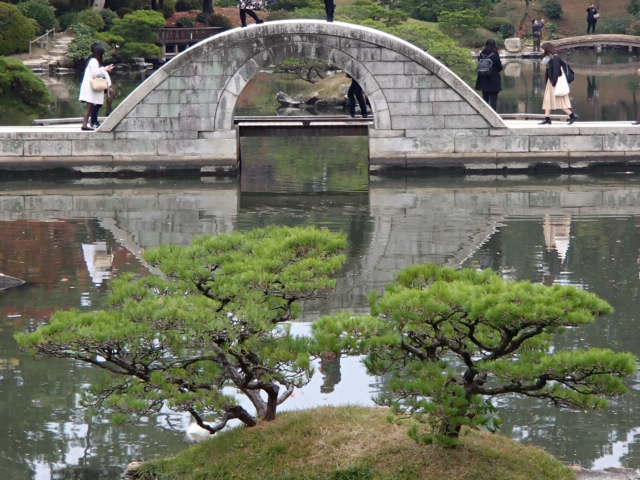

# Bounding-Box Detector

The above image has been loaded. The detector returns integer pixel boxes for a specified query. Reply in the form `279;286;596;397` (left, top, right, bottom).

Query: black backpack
477;54;494;76
562;61;575;83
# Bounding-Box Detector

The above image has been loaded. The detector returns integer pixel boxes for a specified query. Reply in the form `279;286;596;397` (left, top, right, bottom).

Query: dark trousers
239;8;261;27
482;91;498;111
324;0;335;21
587;20;597;34
91;104;102;126
347;81;367;117
533;36;541;52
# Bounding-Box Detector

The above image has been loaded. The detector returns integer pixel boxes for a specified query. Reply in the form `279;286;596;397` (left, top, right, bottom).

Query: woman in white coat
79;44;113;131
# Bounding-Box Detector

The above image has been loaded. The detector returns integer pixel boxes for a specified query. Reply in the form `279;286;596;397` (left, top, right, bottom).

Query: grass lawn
135;406;576;480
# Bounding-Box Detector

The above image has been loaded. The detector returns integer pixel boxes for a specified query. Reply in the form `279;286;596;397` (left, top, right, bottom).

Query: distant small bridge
551;34;640;52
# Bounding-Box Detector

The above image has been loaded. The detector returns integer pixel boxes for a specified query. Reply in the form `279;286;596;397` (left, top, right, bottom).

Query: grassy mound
136;407;575;480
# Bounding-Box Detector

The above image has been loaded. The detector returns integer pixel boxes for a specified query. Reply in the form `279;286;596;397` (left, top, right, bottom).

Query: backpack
477;54;494;76
562;61;575;83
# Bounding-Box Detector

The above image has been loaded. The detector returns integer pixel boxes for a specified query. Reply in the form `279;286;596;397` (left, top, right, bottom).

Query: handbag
593;12;600;19
90;75;108;92
554;71;570;96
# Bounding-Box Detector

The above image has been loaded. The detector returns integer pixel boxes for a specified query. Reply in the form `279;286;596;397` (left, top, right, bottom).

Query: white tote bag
554;71;570;96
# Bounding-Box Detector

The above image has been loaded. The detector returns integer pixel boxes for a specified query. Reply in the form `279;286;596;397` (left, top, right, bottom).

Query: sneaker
91;121;101;128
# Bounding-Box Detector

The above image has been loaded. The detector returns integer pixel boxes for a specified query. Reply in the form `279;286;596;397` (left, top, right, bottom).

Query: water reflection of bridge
5;177;640;312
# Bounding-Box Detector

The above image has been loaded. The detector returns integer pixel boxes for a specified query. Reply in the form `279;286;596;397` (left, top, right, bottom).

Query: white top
78;58;111;105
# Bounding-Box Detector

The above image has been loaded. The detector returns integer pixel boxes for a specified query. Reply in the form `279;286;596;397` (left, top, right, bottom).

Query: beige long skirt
542;79;572;111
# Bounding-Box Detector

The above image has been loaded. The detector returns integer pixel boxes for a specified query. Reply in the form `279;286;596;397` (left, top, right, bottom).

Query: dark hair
91;43;105;66
541;42;556;56
482;38;498;55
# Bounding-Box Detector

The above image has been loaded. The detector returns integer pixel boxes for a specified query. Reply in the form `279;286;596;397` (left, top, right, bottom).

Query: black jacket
586;7;598;21
544;55;565;87
475;50;503;93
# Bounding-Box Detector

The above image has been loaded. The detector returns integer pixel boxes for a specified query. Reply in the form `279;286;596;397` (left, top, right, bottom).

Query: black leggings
324;0;335;21
239;8;261;27
482;91;498;111
587;20;597;34
91;104;102;126
347;81;367;117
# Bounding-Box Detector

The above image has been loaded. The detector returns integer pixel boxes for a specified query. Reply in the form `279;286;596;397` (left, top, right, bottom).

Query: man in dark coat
474;39;503;111
324;0;334;21
346;74;368;118
586;4;599;34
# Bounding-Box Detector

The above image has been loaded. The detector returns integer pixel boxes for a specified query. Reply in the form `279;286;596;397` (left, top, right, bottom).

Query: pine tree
313;264;636;446
17;226;346;435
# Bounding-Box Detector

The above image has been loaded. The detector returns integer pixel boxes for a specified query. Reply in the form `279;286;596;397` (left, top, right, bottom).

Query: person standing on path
474;39;503;111
238;0;264;27
79;43;113;131
586;4;599;34
532;18;545;52
539;42;577;125
346;74;367;118
324;0;335;22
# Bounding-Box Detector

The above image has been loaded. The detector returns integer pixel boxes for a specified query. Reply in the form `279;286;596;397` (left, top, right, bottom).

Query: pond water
4;47;640;125
4;135;640;477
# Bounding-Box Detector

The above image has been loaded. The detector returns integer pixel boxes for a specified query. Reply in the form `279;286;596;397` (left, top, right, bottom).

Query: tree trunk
230;406;257;427
202;0;213;14
264;386;280;421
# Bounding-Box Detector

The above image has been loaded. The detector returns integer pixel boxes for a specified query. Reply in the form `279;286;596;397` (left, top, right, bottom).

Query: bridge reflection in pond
6;167;640;475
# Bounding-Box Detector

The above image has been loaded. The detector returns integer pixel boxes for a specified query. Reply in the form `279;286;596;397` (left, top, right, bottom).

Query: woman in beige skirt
539;43;577;125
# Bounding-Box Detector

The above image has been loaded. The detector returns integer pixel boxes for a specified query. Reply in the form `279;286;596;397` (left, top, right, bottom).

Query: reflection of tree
319;351;341;393
463;215;640;467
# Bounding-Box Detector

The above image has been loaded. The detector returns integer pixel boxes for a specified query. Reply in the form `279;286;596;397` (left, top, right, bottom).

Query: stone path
18;32;74;73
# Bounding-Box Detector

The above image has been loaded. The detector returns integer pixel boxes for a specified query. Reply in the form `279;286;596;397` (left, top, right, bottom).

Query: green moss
138;407;576;480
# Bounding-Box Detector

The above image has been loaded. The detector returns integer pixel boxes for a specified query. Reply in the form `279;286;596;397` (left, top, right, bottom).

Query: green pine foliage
313;264;636;447
0;56;51;112
16;226;347;436
110;9;166;44
17;0;57;33
74;8;106;31
0;2;37;55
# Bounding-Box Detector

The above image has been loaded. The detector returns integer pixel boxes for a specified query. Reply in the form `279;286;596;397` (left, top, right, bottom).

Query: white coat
79;58;111;105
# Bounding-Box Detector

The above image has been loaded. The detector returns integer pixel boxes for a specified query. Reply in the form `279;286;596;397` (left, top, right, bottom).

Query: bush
542;0;562;20
629;0;640;15
99;8;118;30
175;0;198;11
118;41;161;61
74;8;105;31
162;0;176;18
17;0;56;33
116;7;132;17
207;13;233;29
599;15;634;34
498;22;515;38
483;16;510;32
111;10;165;43
176;16;195;27
269;0;311;11
0;56;51;112
96;31;124;48
57;11;78;30
627;18;640;36
66;22;101;67
0;2;37;55
439;9;483;36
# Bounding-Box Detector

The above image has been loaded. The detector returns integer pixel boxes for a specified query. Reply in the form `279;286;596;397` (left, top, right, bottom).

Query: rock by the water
504;37;522;53
124;461;145;478
572;466;640;480
0;274;25;291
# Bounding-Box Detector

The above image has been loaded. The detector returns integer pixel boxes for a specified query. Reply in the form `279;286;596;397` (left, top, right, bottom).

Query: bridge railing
157;27;223;45
28;28;55;56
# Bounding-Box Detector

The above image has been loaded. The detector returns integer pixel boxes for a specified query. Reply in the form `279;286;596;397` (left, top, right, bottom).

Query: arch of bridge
101;20;504;136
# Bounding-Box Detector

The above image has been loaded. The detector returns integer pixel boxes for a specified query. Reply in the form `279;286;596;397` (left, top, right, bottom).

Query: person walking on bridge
532;18;545;52
539;42;577;125
586;4;599;34
324;0;335;21
346;74;368;118
79;43;113;131
239;0;264;27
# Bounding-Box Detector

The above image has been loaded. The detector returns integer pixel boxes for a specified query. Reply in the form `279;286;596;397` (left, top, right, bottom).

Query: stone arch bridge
5;21;640;172
550;34;640;52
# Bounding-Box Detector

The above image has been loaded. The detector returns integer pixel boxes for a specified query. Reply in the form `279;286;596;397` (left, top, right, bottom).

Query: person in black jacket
586;4;599;34
346;74;367;118
540;42;577;125
475;39;503;111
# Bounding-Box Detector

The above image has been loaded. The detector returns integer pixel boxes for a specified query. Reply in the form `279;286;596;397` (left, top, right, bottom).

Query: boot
567;112;578;124
539;117;551;125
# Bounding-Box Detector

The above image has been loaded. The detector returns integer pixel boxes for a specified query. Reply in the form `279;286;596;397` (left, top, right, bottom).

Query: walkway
16;32;74;73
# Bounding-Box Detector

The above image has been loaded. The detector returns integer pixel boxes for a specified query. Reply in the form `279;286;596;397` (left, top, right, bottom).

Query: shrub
0;56;51;112
118;41;162;61
599;15;634;34
96;31;124;48
57;11;78;30
176;16;195;27
116;7;132;17
207;13;233;29
99;8;118;30
542;0;562;20
111;10;165;43
629;0;640;15
66;22;101;67
175;0;197;11
269;0;311;11
0;2;37;55
74;8;105;31
483;16;510;32
627;18;640;36
498;22;515;38
439;9;484;36
162;0;176;18
17;0;56;33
